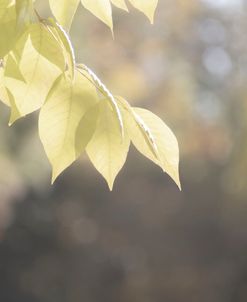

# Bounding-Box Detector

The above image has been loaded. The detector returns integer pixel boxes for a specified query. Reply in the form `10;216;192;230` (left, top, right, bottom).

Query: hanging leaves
48;0;159;31
0;0;181;190
4;23;66;123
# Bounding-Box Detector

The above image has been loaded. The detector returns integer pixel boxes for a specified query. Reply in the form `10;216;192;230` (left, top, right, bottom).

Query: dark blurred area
1;0;247;301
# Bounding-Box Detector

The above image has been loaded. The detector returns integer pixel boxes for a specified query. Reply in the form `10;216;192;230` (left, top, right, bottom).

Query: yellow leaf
81;0;113;31
4;23;66;122
111;0;128;11
128;0;158;23
39;70;99;183
86;101;130;190
49;0;80;31
119;98;180;189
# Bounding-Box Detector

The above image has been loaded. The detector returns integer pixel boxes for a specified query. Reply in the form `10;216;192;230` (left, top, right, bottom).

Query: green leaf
86;101;130;190
128;0;158;23
118;98;181;189
15;0;35;31
49;0;80;31
81;0;113;32
0;0;13;20
4;23;66;122
77;64;124;139
111;0;128;11
117;96;159;159
0;3;16;58
39;70;99;183
48;18;76;80
77;0;160;31
0;63;10;106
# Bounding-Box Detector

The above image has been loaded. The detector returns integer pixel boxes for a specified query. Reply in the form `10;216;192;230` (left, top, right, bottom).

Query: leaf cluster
0;0;180;190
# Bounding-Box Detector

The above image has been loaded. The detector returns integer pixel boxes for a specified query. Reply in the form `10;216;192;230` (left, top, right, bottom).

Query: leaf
0;3;16;57
79;0;160;31
86;101;130;190
49;0;80;31
0;64;10;106
81;0;113;32
39;70;99;183
117;96;159;159
0;0;11;19
118;98;180;189
111;0;128;11
77;64;124;138
15;0;35;31
48;18;76;80
128;0;158;23
4;23;66;122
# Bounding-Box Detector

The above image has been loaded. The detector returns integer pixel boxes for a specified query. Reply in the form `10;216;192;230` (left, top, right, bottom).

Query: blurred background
1;0;247;301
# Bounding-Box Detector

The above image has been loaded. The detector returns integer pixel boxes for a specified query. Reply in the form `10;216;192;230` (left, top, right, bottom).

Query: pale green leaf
39;70;99;183
0;3;16;57
86;101;130;190
77;64;124;138
118;98;180;189
0;64;10;106
111;0;128;11
81;0;113;31
15;0;35;31
48;18;76;80
128;0;158;23
117;96;159;159
49;0;80;31
4;23;66;122
0;0;13;19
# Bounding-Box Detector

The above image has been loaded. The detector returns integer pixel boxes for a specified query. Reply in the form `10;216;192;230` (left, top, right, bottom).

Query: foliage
0;0;180;190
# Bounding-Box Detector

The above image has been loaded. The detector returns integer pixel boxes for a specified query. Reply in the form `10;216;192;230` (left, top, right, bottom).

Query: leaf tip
9;111;21;126
51;174;57;185
110;25;114;38
163;167;181;191
107;179;114;191
51;167;61;184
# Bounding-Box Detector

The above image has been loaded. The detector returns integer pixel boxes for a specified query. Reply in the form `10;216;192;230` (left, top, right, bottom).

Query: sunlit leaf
0;3;16;57
48;18;76;80
128;0;158;23
0;64;10;106
15;0;35;31
39;70;99;183
77;64;124;138
118;96;159;159
81;0;113;31
111;0;128;11
86;101;130;190
118;97;180;188
49;0;80;31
